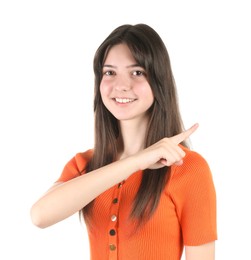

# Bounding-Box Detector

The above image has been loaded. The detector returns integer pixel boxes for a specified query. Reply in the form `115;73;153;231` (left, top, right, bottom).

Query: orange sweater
57;147;217;260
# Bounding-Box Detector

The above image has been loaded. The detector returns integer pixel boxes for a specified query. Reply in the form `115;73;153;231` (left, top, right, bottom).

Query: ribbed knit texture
57;146;217;260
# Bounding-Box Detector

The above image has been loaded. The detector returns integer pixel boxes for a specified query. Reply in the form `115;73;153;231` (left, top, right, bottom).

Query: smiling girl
31;24;217;260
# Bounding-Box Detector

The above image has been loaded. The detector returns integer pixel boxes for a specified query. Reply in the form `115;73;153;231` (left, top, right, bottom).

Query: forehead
104;44;137;66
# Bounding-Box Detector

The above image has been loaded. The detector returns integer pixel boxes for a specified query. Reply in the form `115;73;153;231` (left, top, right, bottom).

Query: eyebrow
103;64;142;69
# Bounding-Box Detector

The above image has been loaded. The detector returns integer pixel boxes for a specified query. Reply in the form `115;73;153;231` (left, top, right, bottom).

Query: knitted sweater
56;147;217;260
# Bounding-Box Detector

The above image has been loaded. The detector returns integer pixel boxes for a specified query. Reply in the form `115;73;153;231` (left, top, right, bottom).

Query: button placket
108;181;124;259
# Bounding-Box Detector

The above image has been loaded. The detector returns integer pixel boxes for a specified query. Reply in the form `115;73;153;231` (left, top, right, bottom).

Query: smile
114;98;136;103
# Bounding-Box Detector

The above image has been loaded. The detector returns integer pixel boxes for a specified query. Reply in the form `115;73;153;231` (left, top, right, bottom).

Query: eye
132;70;146;76
103;70;115;76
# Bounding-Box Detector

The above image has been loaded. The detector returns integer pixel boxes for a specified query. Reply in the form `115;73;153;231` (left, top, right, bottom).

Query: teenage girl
31;23;217;260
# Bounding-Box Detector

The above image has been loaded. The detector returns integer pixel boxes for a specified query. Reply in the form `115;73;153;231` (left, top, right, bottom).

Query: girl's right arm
30;154;141;228
30;124;198;229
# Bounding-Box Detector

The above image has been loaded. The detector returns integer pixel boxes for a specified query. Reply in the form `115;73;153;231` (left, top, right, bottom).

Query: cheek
137;84;154;101
100;81;113;107
100;81;109;98
100;80;112;95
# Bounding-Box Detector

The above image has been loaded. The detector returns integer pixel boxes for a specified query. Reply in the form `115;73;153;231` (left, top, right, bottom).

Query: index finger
171;123;199;144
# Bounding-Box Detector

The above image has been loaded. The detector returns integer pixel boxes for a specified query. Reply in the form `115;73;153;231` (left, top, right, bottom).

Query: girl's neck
117;117;148;159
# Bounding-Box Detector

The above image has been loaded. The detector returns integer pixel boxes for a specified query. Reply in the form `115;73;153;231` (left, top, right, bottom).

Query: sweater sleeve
169;149;217;246
55;149;93;182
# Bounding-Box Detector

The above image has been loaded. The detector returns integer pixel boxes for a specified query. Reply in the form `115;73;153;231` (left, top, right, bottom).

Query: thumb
171;123;199;145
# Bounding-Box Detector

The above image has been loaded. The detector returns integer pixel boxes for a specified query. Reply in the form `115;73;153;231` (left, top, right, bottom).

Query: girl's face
100;44;154;122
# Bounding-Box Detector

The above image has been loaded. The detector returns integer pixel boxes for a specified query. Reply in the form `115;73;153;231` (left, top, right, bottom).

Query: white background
0;0;250;259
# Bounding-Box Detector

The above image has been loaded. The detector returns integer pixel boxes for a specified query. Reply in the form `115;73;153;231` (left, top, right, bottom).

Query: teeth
115;98;134;103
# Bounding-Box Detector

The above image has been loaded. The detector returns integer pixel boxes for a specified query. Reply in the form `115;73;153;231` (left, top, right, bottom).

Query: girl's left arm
185;242;215;260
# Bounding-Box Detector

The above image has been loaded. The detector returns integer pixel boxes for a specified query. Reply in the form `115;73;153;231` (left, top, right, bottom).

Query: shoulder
168;145;215;193
74;149;93;172
56;149;93;182
168;146;217;245
175;145;211;175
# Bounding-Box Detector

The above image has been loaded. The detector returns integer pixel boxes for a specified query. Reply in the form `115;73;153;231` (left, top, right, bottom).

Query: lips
114;98;136;103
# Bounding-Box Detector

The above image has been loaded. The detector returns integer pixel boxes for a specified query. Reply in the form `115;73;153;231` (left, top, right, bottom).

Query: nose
114;75;132;91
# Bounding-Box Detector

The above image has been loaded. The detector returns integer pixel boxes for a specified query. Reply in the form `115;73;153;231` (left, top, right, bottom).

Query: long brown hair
83;24;188;223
